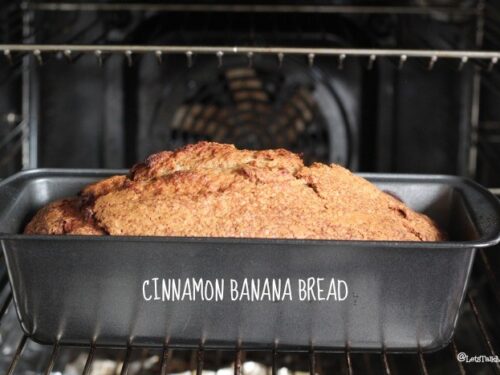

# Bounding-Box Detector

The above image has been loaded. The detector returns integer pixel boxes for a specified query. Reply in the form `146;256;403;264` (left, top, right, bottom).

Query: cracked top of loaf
24;142;445;241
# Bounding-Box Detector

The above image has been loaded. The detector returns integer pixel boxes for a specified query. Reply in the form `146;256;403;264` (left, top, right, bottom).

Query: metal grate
19;3;481;16
1;44;500;71
0;241;499;375
2;1;495;70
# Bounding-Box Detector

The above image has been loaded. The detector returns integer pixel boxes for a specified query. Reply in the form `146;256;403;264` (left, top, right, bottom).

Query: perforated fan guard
142;55;353;165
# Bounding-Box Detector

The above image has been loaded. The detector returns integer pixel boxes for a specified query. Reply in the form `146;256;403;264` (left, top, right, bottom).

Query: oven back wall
31;5;477;176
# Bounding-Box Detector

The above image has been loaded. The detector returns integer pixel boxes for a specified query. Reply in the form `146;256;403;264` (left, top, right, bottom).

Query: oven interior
0;0;500;374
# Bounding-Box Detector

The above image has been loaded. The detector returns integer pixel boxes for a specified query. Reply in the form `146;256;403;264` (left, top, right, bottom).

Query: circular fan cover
148;56;350;165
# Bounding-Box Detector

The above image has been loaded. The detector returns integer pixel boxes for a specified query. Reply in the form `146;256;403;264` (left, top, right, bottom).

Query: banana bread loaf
24;142;445;241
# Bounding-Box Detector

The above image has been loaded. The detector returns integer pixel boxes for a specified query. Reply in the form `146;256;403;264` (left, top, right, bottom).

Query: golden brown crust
24;142;445;241
81;175;128;200
24;198;104;235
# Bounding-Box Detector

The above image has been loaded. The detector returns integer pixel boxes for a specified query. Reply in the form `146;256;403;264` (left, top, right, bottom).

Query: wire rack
0;241;499;375
1;44;500;71
18;2;482;15
0;0;497;72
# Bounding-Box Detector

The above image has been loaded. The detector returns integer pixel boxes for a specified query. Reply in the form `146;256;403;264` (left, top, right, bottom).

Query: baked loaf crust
25;142;445;241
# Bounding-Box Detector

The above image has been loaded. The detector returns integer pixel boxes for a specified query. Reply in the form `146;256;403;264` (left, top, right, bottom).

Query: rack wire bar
160;346;169;375
234;349;242;375
467;293;500;374
382;350;391;375
196;347;204;375
25;3;479;15
417;349;429;375
43;343;59;375
119;346;133;375
82;345;96;375
345;348;353;375
0;120;25;152
1;44;500;62
6;335;28;375
451;340;467;375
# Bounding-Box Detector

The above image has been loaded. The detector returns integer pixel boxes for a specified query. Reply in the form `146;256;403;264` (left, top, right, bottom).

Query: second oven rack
1;44;500;70
23;2;480;15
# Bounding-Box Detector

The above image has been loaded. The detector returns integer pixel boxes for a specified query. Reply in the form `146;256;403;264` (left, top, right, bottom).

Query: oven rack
1;244;499;375
1;45;500;71
23;2;480;16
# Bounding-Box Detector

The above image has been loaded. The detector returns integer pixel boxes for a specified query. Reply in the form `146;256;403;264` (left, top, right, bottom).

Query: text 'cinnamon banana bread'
24;142;445;241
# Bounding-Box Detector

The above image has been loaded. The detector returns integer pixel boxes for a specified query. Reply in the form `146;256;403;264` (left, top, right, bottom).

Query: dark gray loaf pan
0;169;499;352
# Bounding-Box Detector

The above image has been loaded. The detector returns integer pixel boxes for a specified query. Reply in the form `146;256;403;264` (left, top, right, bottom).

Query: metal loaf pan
0;169;499;352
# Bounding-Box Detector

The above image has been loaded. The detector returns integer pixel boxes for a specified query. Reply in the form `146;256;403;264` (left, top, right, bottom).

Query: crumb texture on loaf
24;142;445;241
